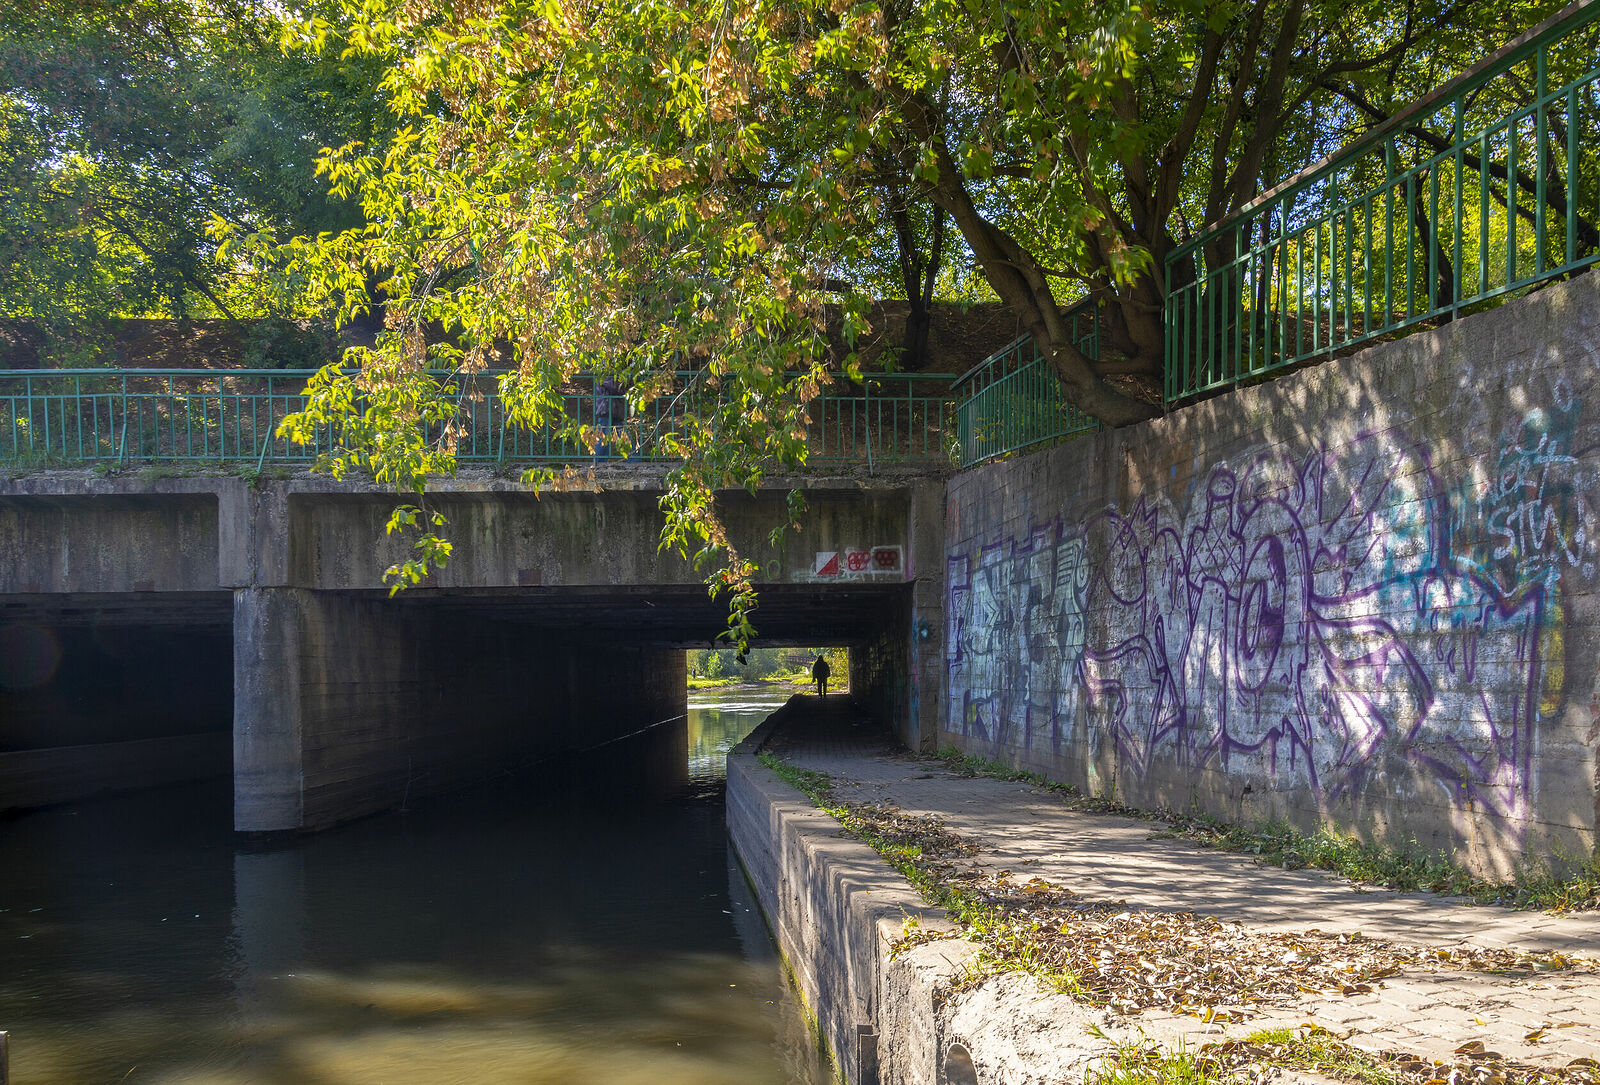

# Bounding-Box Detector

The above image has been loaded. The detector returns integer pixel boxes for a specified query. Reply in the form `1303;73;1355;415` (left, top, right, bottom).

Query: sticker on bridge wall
870;546;903;573
811;546;903;580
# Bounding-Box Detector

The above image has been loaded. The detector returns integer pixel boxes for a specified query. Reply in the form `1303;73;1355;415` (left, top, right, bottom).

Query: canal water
0;686;824;1084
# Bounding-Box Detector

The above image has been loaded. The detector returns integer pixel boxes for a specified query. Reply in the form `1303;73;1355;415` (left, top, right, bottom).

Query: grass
1087;1042;1230;1085
688;667;844;692
1234;1026;1403;1085
3;448;74;474
1086;1027;1413;1085
687;675;747;689
688;671;826;691
934;747;1600;912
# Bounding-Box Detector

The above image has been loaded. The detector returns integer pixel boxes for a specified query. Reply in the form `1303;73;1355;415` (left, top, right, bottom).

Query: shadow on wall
943;277;1600;873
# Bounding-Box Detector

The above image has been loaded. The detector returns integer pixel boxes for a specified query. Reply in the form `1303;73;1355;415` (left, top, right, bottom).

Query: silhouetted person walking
812;655;831;698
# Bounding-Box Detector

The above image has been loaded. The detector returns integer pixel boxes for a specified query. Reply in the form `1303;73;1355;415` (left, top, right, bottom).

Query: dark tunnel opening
0;581;917;827
0;595;236;814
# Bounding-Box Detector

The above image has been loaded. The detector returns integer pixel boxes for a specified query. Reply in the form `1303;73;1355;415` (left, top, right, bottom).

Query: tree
249;0;1564;645
0;0;393;352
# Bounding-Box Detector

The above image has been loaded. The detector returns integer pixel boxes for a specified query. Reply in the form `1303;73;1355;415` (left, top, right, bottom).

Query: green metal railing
17;11;1594;473
0;369;958;469
1165;0;1600;402
953;300;1100;464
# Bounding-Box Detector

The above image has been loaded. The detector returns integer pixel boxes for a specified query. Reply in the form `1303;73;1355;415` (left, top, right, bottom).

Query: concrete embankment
727;698;1112;1085
726;700;959;1085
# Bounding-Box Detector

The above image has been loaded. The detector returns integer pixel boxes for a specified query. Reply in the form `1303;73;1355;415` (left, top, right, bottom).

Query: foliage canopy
0;0;391;356
8;0;1571;644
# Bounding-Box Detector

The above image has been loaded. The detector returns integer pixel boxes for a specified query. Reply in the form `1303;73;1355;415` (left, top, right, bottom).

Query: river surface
0;686;824;1084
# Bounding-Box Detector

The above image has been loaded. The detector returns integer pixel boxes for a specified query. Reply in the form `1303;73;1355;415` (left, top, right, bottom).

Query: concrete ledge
727;714;962;1085
728;713;1194;1085
0;732;231;811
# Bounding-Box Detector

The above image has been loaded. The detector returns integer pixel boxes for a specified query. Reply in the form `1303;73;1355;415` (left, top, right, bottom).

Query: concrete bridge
0;467;946;831
6;275;1600;877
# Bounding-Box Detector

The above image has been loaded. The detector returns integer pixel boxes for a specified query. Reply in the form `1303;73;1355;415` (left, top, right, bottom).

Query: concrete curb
726;722;968;1085
726;716;1280;1085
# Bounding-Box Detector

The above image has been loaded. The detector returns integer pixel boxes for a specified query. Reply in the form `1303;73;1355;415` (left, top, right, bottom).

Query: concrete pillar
848;478;946;752
233;587;313;832
906;478;947;753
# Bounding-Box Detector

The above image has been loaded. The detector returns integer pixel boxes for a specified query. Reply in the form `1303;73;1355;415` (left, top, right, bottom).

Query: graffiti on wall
947;521;1089;754
946;423;1589;821
1464;385;1592;594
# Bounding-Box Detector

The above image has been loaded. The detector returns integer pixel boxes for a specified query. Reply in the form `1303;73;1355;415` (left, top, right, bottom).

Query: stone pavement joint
761;698;1600;1072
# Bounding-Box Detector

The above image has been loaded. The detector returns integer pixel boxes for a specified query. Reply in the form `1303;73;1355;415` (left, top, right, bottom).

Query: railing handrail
950;297;1099;392
0;368;322;380
1170;0;1600;262
0;368;957;383
951;335;1030;392
0;366;960;468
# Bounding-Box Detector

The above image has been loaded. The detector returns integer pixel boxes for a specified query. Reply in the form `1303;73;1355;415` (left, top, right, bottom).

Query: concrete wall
281;483;926;591
942;274;1600;876
0;734;230;812
557;640;689;800
0;473;942;597
850;481;947;752
0;622;233;810
234;588;688;831
852;585;914;747
1;624;231;748
0;491;220;593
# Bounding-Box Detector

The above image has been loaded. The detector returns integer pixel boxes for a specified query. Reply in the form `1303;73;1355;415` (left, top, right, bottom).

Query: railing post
1534;45;1548;277
1453;96;1465;320
863;376;873;476
118;372;129;465
255;428;273;473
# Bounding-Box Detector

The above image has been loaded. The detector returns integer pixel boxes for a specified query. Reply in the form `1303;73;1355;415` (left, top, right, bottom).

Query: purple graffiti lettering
945;429;1559;824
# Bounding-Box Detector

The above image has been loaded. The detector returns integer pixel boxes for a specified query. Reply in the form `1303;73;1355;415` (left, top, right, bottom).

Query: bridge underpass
0;591;234;812
0;471;945;831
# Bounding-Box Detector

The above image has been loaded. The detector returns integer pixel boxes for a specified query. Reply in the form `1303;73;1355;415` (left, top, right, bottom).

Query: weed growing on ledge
934;748;1600;913
1173;1024;1596;1085
1081;1030;1491;1085
1086;1039;1233;1085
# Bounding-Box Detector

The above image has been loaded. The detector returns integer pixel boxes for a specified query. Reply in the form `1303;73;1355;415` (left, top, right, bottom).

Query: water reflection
0;687;821;1084
688;687;794;780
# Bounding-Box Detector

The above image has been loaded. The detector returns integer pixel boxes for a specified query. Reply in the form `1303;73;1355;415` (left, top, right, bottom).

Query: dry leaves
1192;1030;1600;1085
843;799;979;863
965;893;1403;1014
847;800;1595;1020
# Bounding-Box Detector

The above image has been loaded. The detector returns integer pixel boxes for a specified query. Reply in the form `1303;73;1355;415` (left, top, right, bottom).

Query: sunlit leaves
245;0;1566;643
383;505;454;595
1;0;394;337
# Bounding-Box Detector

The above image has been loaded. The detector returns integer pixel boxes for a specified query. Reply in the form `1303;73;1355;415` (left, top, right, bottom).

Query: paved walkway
761;698;1600;1071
